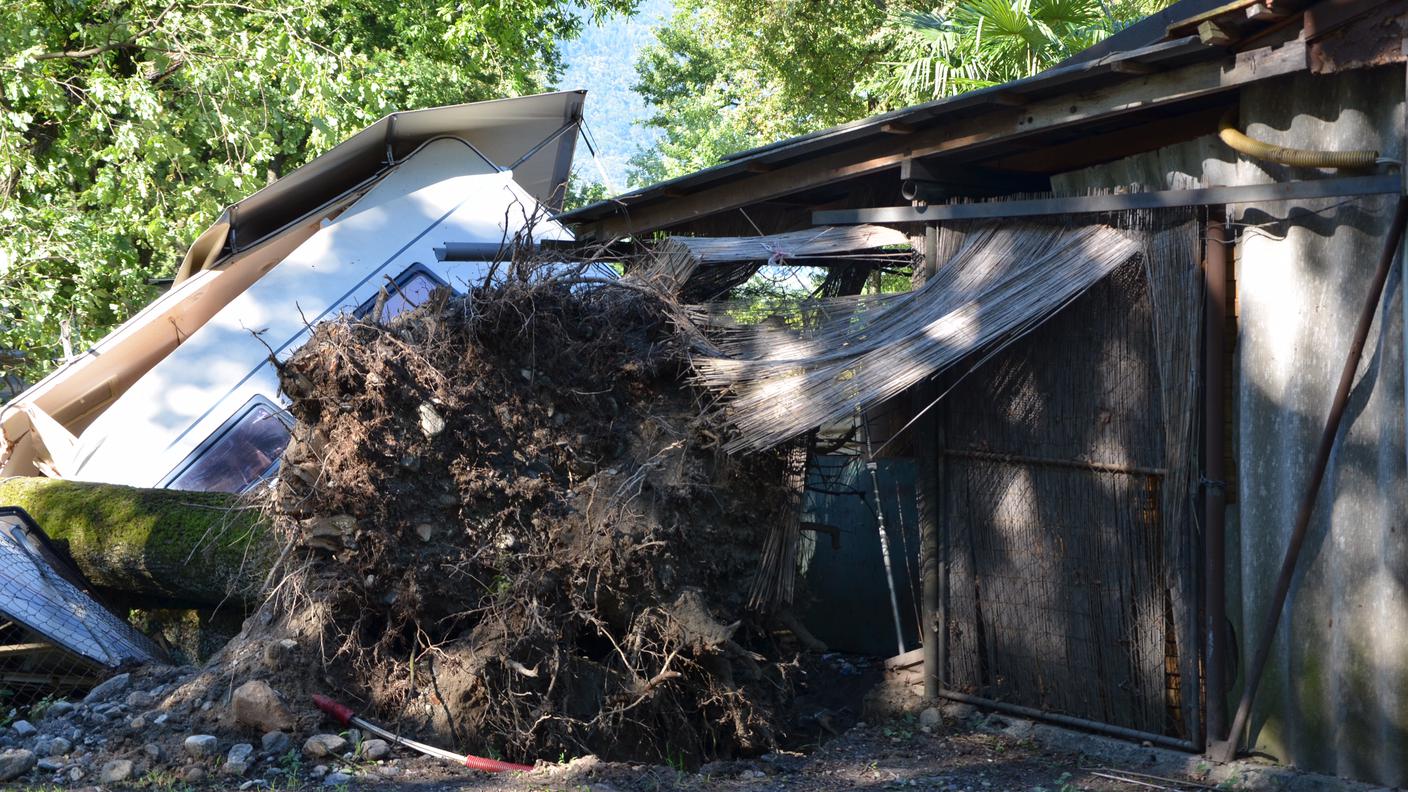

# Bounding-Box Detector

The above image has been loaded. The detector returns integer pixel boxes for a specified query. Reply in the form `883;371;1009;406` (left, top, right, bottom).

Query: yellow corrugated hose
1218;109;1378;169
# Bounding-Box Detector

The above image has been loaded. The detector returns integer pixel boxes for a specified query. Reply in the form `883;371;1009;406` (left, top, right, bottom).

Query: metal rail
935;688;1198;752
943;447;1166;477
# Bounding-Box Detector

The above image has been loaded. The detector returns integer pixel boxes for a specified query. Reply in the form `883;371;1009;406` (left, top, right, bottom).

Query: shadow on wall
1230;191;1408;786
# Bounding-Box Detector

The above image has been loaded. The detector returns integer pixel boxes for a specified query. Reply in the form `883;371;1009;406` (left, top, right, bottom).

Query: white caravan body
1;92;586;493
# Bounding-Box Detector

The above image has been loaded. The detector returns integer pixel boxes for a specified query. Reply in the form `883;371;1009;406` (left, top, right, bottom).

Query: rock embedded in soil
142;743;162;762
83;673;130;704
225;743;256;775
232;680;295;733
304;734;350;758
36;757;62;772
362;738;390;760
263;638;300;668
0;748;35;781
99;759;133;783
184;734;219;758
261;731;292;754
418;402;446;436
941;702;976;720
324;770;353;786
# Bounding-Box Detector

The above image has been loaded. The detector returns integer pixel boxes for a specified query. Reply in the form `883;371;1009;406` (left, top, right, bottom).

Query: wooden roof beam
578;39;1306;239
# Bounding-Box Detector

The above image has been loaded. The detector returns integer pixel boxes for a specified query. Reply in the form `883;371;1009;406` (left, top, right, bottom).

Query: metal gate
935;259;1192;739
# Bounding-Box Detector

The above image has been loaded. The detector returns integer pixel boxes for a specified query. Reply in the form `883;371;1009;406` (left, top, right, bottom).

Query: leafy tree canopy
0;0;633;381
631;0;1175;185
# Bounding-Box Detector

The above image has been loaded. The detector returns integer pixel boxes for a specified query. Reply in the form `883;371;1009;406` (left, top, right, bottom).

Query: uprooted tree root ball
253;277;798;765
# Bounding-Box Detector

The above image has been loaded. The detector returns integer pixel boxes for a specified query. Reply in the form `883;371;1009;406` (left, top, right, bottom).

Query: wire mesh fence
0;507;164;707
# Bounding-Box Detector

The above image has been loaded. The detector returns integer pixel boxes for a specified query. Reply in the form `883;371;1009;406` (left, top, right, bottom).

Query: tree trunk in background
0;477;273;608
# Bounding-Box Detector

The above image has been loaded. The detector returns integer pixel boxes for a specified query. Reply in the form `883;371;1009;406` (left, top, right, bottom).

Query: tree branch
32;1;178;62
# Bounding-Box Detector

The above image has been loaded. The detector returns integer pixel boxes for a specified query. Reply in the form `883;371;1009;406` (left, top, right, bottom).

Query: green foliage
0;0;634;383
630;0;908;184
880;0;1173;104
562;166;611;210
631;0;1176;183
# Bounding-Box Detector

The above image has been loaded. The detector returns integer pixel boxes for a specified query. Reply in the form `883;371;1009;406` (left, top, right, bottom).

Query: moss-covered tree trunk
0;477;274;607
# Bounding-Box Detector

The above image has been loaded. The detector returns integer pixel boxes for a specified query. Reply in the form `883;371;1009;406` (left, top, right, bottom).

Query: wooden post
915;224;944;699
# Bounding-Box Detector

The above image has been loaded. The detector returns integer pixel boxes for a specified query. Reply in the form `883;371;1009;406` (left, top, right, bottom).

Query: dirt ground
306;717;1220;792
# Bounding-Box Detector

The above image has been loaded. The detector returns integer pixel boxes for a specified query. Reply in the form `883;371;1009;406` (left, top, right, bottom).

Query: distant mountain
556;0;673;190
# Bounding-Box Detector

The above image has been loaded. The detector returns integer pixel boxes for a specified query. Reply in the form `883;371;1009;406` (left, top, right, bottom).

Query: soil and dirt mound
210;275;800;766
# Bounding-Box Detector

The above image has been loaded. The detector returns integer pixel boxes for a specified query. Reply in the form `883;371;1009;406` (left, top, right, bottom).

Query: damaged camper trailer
0;91;587;493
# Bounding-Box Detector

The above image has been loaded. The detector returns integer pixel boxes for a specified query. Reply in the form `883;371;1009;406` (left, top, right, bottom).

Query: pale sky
556;0;675;191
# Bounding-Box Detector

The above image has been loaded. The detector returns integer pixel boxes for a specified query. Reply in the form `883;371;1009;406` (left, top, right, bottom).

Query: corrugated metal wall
1054;66;1408;785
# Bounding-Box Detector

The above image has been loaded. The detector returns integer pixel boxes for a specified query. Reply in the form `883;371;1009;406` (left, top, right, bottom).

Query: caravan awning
185;91;586;277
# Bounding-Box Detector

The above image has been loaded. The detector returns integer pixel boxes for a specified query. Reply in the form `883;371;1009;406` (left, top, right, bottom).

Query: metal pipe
934;688;1198;752
863;413;907;657
901;179;956;203
1202;209;1229;747
1209;196;1408;763
434;241;520;262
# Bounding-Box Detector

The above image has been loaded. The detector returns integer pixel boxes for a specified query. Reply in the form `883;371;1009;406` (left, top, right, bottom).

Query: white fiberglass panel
70;138;569;488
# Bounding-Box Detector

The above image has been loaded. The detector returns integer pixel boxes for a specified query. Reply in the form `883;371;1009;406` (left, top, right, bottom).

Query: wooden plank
1246;3;1290;21
813;174;1401;225
1166;0;1268;37
885;647;925;670
0;672;97;687
583;40;1308;238
0;642;58;658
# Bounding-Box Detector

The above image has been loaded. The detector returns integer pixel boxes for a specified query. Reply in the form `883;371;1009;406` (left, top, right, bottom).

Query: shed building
560;1;1408;785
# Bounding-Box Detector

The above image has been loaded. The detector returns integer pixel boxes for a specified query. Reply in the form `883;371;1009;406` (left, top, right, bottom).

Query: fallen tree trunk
0;476;273;607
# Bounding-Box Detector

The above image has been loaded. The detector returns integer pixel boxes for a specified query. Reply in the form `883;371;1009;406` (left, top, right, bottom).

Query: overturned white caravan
1;91;587;494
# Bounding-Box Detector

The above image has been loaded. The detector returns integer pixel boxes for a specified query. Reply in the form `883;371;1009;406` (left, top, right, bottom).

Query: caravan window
166;398;292;493
358;264;448;322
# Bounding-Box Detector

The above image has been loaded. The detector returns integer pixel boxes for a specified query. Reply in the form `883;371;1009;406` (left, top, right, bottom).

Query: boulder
232;680;295;733
10;720;35;738
0;748;35;781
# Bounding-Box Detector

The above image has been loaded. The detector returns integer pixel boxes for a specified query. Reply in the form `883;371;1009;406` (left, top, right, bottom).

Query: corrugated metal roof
556;0;1233;228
